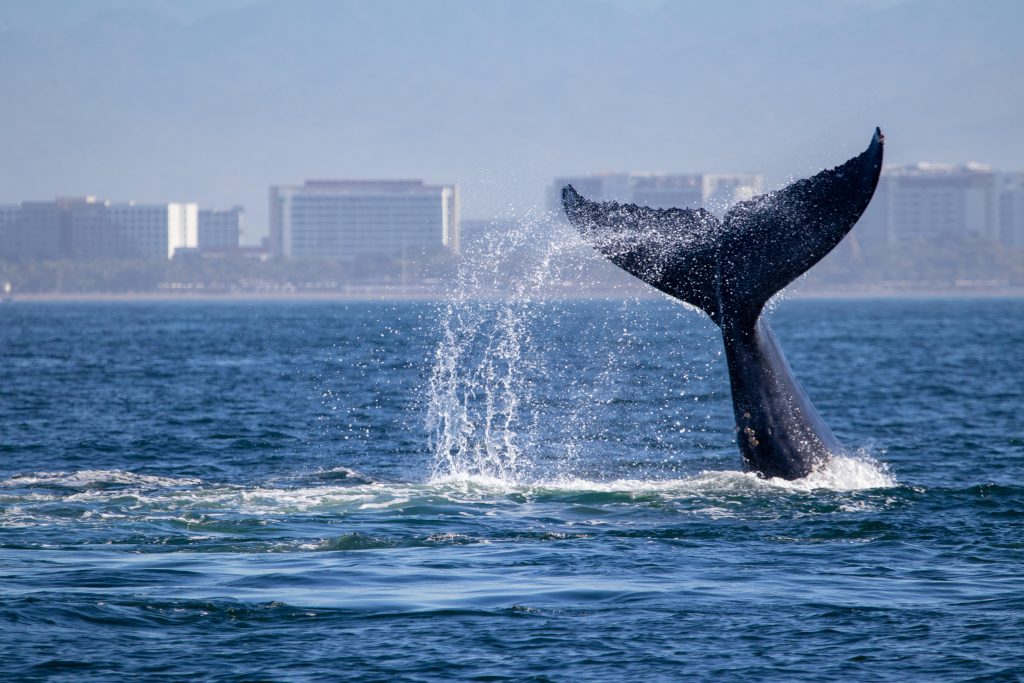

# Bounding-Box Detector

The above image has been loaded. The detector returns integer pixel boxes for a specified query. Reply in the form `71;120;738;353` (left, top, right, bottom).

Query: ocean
1;297;1022;681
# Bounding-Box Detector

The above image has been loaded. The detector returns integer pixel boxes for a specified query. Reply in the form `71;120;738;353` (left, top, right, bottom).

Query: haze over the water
1;0;1022;242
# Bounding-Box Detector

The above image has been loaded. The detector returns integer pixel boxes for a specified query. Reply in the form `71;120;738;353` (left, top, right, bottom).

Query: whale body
562;129;884;479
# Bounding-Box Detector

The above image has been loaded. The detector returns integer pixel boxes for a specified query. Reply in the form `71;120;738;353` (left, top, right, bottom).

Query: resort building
0;204;19;255
0;204;17;229
547;172;764;215
198;206;244;252
552;164;1024;250
0;197;198;261
857;163;1003;245
268;180;460;261
998;173;1024;248
108;201;198;260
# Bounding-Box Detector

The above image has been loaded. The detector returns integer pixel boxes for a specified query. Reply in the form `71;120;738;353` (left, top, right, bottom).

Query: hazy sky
1;0;1021;243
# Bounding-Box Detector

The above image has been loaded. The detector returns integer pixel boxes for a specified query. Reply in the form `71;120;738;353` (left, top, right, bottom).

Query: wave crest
1;470;201;489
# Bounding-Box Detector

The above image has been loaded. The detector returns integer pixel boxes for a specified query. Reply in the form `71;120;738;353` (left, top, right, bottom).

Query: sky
1;0;1022;244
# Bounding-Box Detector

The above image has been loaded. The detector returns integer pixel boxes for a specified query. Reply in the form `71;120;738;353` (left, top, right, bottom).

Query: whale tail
562;128;884;327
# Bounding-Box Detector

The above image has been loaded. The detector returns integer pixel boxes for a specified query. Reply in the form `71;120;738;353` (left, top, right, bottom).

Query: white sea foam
777;453;896;491
1;452;895;529
427;472;521;493
427;453;895;497
358;497;410;510
0;470;201;489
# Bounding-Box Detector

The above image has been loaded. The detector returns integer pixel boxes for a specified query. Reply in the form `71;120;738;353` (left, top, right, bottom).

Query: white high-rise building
269;180;459;260
108;202;198;259
548;172;764;215
857;163;1001;244
0;197;197;261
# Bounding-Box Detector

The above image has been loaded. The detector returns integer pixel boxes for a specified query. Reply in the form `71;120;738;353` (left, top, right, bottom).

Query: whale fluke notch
562;129;885;479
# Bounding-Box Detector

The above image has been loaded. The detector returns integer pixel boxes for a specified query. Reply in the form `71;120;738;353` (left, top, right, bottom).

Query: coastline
5;285;1024;304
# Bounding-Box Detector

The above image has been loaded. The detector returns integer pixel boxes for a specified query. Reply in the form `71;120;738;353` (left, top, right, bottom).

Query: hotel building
554;164;1024;250
198;206;244;251
998;173;1024;248
268;180;460;261
0;197;197;261
548;172;764;215
857;163;1004;245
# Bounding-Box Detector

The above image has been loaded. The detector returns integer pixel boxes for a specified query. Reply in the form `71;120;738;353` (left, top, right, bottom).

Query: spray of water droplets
427;213;558;482
425;212;725;484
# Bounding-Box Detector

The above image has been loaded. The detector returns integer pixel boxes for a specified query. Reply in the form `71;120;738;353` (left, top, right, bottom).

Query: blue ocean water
1;298;1022;681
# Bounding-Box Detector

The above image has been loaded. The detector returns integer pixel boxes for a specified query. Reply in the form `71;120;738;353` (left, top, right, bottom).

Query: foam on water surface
0;454;898;534
430;452;894;493
1;470;201;489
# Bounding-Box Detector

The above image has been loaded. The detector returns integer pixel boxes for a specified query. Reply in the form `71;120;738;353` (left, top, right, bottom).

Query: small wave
428;454;894;497
0;457;895;532
0;470;201;489
311;466;373;483
426;472;521;493
315;532;400;551
291;466;375;486
265;466;375;488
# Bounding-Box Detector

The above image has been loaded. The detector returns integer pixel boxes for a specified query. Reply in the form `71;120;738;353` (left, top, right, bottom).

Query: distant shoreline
5;286;1024;303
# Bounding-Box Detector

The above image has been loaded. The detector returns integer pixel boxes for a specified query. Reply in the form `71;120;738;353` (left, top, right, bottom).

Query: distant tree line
0;253;459;295
1;238;1021;295
802;236;1024;290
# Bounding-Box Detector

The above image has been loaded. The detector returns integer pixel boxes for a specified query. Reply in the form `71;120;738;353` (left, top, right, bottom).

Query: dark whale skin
562;129;884;479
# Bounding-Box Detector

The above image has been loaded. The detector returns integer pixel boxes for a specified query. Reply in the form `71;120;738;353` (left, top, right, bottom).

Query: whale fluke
563;129;885;479
563;128;884;327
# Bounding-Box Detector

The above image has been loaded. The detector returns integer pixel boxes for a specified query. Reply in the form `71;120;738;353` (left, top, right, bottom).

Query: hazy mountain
1;0;1021;242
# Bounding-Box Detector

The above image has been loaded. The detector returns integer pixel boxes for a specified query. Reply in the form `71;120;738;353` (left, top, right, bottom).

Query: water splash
426;212;565;482
429;451;895;495
793;452;896;490
426;212;724;483
422;211;887;489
